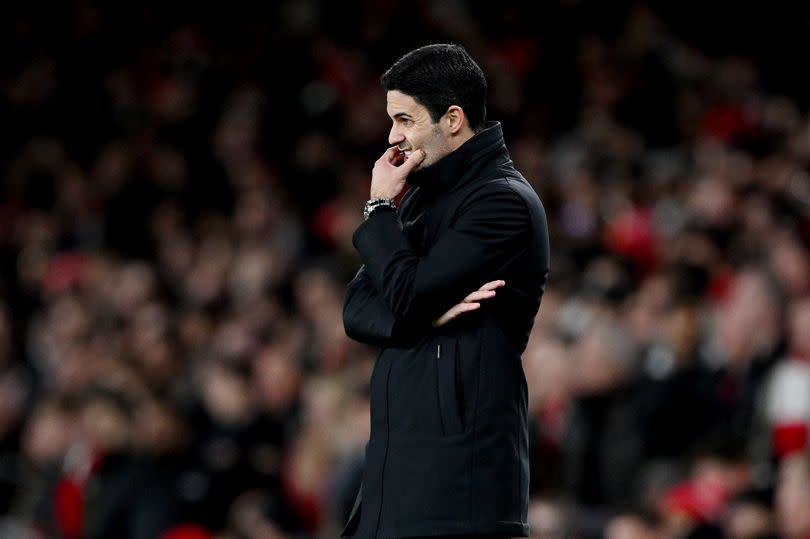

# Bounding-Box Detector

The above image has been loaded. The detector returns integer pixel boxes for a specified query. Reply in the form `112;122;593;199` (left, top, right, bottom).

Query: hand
432;280;505;327
370;147;425;199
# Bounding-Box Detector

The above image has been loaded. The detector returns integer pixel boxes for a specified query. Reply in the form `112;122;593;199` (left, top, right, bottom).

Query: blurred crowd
2;1;810;539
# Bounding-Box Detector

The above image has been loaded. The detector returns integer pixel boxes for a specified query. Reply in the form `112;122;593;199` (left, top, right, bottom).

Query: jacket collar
406;121;508;195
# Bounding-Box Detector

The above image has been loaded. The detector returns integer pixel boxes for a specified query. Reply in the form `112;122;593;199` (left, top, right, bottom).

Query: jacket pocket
436;338;464;436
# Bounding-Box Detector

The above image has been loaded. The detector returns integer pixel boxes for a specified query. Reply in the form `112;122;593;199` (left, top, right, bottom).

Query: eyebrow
392;112;413;120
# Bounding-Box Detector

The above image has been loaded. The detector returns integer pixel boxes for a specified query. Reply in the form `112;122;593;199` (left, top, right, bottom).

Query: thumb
400;149;425;173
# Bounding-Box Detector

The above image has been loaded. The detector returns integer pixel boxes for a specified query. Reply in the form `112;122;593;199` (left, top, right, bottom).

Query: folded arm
353;185;529;322
342;265;423;347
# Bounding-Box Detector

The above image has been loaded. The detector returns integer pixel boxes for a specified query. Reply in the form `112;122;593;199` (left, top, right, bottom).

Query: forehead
386;90;427;118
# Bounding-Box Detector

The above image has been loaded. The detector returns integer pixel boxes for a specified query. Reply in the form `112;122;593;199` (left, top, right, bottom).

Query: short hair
381;44;487;132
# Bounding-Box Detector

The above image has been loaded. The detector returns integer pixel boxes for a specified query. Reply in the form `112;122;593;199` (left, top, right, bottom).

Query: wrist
363;198;396;220
370;190;398;200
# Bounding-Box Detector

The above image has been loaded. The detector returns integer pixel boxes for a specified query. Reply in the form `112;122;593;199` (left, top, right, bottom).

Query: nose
388;124;404;146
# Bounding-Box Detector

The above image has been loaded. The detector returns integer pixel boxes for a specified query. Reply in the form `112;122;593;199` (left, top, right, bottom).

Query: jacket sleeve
352;184;530;321
343;265;424;347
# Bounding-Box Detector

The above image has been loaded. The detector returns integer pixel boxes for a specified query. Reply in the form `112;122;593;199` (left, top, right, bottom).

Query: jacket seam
470;325;482;531
501;175;533;223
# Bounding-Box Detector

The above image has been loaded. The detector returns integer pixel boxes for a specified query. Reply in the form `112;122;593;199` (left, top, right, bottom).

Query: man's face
386;90;452;171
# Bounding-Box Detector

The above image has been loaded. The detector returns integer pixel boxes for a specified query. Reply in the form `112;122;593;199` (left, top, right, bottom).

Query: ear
444;105;466;135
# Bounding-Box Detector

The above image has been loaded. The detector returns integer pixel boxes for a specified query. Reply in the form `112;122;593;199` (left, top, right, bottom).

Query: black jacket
342;123;550;539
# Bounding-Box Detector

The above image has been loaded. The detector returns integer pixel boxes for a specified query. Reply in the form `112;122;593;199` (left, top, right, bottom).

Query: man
342;44;550;539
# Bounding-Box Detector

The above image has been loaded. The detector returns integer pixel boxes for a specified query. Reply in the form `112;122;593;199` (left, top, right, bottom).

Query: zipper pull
437;343;441;359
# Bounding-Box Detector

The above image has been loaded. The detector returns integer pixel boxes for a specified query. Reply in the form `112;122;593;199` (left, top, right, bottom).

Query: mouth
394;144;421;166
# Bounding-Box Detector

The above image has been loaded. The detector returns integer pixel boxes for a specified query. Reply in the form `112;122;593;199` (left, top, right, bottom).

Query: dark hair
381;44;487;132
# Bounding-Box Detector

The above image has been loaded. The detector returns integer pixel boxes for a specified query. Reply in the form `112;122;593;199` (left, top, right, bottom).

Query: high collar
406;121;507;195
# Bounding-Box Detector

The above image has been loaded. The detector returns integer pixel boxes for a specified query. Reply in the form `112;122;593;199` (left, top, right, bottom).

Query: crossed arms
343;186;529;347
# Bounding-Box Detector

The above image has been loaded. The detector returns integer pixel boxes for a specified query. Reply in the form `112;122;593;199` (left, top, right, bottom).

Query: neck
406;121;507;194
449;126;476;152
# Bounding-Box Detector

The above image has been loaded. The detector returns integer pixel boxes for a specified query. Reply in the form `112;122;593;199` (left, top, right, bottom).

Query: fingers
379;146;398;165
387;146;407;166
462;280;505;302
398;149;425;173
379;147;423;169
379;147;425;171
433;302;480;327
478;279;506;291
432;279;505;328
463;289;497;303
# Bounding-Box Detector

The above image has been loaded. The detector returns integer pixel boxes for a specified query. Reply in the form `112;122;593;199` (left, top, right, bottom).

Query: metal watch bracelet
363;198;396;220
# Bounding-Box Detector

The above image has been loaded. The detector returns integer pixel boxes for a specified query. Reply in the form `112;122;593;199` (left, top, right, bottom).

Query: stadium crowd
1;2;810;539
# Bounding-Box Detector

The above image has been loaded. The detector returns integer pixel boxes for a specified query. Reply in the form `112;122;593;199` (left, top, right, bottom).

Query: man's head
381;44;487;170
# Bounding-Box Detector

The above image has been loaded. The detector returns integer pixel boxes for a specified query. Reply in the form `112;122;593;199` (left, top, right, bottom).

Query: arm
353;185;529;321
344;263;506;347
343;265;424;347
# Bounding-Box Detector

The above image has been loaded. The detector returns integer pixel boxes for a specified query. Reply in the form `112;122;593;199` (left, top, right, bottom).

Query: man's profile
342;43;550;539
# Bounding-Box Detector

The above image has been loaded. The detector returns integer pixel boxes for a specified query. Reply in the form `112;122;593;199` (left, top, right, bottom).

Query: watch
363;198;396;220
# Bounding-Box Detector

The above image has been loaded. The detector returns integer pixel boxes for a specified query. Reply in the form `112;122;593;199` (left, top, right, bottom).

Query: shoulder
455;171;549;241
459;171;537;215
449;177;532;235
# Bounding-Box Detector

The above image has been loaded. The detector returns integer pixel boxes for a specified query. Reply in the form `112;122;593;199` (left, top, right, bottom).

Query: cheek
411;130;433;151
412;126;434;147
424;129;447;156
403;131;418;149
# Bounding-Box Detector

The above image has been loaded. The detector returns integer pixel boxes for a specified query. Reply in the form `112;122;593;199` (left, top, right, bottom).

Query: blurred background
2;1;810;538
